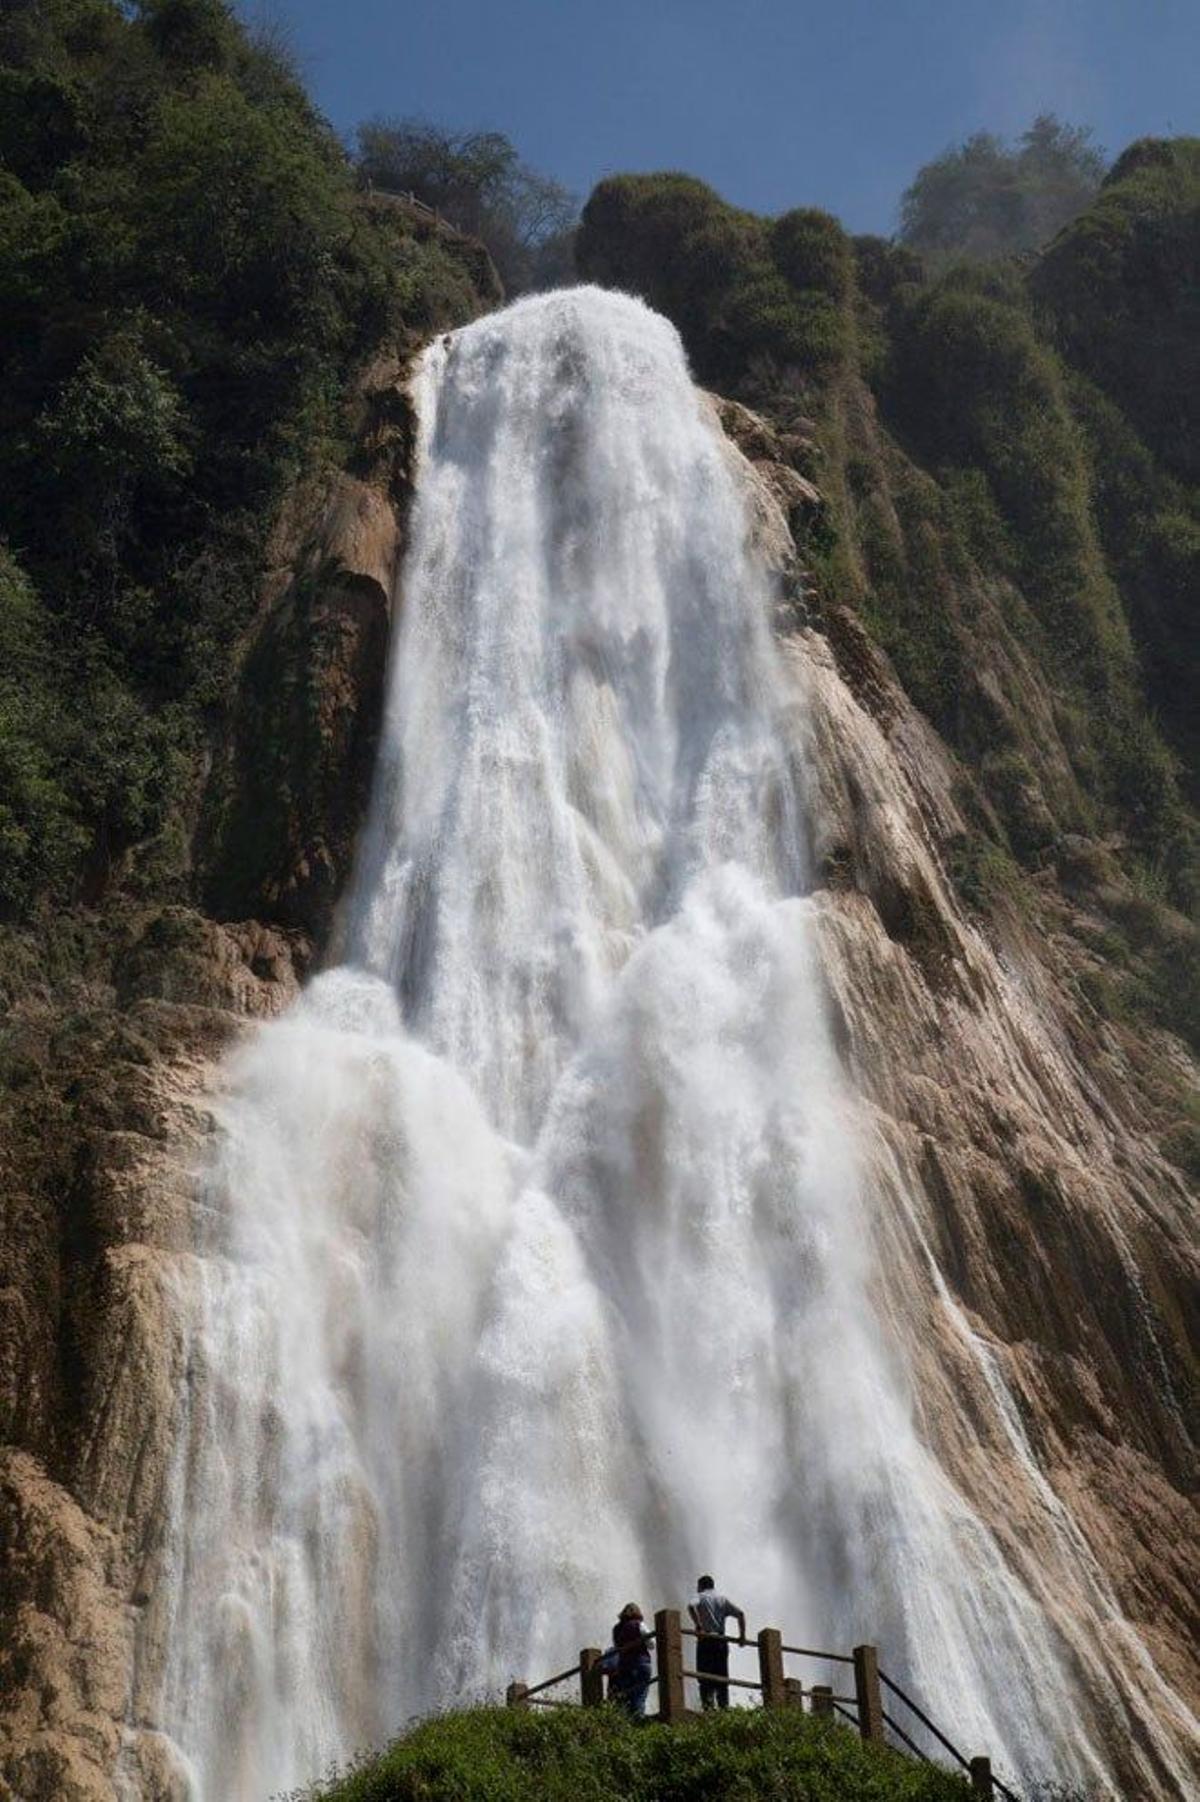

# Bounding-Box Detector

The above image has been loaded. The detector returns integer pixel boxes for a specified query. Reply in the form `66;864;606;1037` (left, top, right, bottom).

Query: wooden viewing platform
359;182;467;238
506;1610;1019;1802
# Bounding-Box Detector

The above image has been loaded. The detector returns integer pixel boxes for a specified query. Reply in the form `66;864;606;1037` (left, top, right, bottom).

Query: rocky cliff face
1;931;301;1801
720;399;1197;1791
3;353;1195;1799
0;349;426;1800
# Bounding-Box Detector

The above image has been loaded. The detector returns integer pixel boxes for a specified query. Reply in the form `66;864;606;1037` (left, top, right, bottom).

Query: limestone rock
318;472;403;606
0;916;293;1799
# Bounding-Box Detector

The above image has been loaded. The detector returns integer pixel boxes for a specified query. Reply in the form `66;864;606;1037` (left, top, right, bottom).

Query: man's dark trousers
697;1635;729;1709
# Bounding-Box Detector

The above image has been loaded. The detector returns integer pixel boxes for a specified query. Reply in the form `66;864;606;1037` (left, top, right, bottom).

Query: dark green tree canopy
0;0;487;915
1032;136;1200;485
576;174;853;391
899;114;1105;263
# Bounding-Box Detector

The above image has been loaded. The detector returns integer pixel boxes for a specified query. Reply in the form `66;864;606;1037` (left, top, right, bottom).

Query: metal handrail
523;1663;580;1698
878;1671;972;1771
879;1670;1021;1802
680;1623;850;1664
882;1707;931;1763
780;1643;854;1664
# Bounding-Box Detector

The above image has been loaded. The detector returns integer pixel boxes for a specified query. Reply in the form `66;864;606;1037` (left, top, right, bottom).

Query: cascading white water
158;287;1108;1799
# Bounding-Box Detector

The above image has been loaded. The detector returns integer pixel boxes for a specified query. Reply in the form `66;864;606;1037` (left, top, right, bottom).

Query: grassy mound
292;1705;977;1802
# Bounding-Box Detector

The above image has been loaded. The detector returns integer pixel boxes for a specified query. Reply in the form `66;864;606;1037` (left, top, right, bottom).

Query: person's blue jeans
613;1662;652;1718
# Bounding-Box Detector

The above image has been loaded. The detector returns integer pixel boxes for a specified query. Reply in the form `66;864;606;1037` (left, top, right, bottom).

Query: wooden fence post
580;1647;604;1706
655;1608;686;1724
970;1756;994;1797
811;1684;833;1716
506;1681;529;1709
783;1677;805;1708
852;1644;884;1744
757;1627;786;1708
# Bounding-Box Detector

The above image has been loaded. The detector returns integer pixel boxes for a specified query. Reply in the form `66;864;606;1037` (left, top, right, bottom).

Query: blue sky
247;0;1199;234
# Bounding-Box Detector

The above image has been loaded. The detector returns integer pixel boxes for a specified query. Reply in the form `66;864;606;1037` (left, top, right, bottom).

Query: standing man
688;1574;746;1710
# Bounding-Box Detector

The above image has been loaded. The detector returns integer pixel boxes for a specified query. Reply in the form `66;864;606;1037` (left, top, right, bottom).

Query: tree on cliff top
899;114;1105;264
355;117;577;294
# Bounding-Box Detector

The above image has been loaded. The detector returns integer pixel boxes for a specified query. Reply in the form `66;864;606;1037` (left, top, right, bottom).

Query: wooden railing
358;181;465;237
507;1610;1020;1801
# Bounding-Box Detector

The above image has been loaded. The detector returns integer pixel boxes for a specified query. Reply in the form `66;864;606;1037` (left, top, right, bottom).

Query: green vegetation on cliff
897;115;1104;264
295;1707;975;1802
1033;137;1200;488
578;175;852;397
1032;137;1200;781
355;117;578;294
0;0;492;919
576;150;1199;1054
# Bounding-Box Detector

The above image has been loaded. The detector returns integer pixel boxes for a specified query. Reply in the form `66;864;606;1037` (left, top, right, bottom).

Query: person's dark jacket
612;1616;651;1686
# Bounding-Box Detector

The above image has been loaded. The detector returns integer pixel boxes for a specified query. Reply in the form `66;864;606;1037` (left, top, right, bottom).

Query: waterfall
159;287;1104;1798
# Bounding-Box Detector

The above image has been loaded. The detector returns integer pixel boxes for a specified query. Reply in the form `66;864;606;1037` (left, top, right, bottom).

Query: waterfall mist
158;288;1105;1799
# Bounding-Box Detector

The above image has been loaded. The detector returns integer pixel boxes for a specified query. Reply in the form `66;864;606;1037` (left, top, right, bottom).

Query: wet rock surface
0;913;305;1798
741;413;1197;1787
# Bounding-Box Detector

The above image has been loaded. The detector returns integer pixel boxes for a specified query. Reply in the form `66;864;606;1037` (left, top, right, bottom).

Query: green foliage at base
0;0;490;919
294;1707;975;1802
